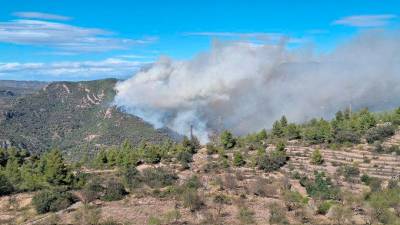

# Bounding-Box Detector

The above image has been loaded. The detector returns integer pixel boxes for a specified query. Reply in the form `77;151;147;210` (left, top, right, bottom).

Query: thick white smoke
114;30;400;143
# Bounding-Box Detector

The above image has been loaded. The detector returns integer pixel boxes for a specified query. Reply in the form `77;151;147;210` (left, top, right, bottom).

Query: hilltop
0;79;174;156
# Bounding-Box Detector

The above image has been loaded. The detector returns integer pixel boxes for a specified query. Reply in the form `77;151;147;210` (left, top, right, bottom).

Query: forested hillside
0;79;174;156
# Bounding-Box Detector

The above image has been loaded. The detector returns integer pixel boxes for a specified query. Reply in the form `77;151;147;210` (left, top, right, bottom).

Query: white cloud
0;19;156;52
117;54;152;59
333;14;397;27
183;31;304;44
0;58;149;80
13;12;72;21
183;31;281;38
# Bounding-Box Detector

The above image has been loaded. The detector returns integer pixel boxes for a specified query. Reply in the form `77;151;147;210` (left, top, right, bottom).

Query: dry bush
329;205;352;225
7;195;19;210
182;188;203;212
235;170;245;181
81;180;104;203
213;193;230;217
163;209;181;224
268;202;289;225
35;213;60;225
237;205;255;225
248;177;278;197
223;174;237;190
294;208;314;224
73;204;101;225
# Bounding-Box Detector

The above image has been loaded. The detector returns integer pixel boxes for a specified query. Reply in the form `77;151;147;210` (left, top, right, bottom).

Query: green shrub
367;188;400;224
302;172;339;200
365;124;396;144
181;136;200;154
360;174;371;184
142;168;178;188
177;151;193;169
257;150;288;172
201;161;222;173
341;165;360;182
333;129;361;144
143;146;161;164
283;190;308;211
302;119;332;144
122;166;142;189
317;201;333;215
233;152;246;167
206;143;219;155
220;130;236;149
32;189;76;214
81;180;103;203
101;180;127;201
361;174;382;192
276;141;286;152
286;123;301;140
184;175;202;190
311;149;324;165
71;172;89;189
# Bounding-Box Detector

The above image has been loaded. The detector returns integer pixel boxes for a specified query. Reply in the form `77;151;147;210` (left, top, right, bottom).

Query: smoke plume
114;30;400;143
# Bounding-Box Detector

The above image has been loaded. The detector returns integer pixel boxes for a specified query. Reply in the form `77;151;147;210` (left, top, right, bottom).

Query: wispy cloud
117;54;154;59
183;31;281;38
333;14;397;27
0;16;156;52
13;12;72;21
0;58;150;80
183;31;304;44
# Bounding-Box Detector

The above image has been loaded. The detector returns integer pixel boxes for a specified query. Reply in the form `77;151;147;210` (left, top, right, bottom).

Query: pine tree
220;130;236;149
257;129;267;141
93;149;108;168
272;120;284;137
4;157;22;186
0;174;13;196
41;149;71;185
335;110;344;121
280;116;288;127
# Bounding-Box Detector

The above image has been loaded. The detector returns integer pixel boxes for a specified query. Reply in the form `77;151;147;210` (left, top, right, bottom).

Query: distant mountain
0;79;174;156
0;80;48;122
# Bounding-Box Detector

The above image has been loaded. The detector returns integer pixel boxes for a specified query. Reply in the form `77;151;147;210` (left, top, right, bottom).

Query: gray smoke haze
114;30;400;143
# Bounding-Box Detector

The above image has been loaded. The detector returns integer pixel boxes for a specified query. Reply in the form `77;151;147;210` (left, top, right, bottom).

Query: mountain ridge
0;78;175;156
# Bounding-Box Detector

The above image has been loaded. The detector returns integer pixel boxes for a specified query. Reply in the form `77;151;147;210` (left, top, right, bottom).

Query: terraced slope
285;145;400;179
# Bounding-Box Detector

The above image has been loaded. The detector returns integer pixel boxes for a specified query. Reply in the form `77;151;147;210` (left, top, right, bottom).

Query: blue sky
0;0;399;81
